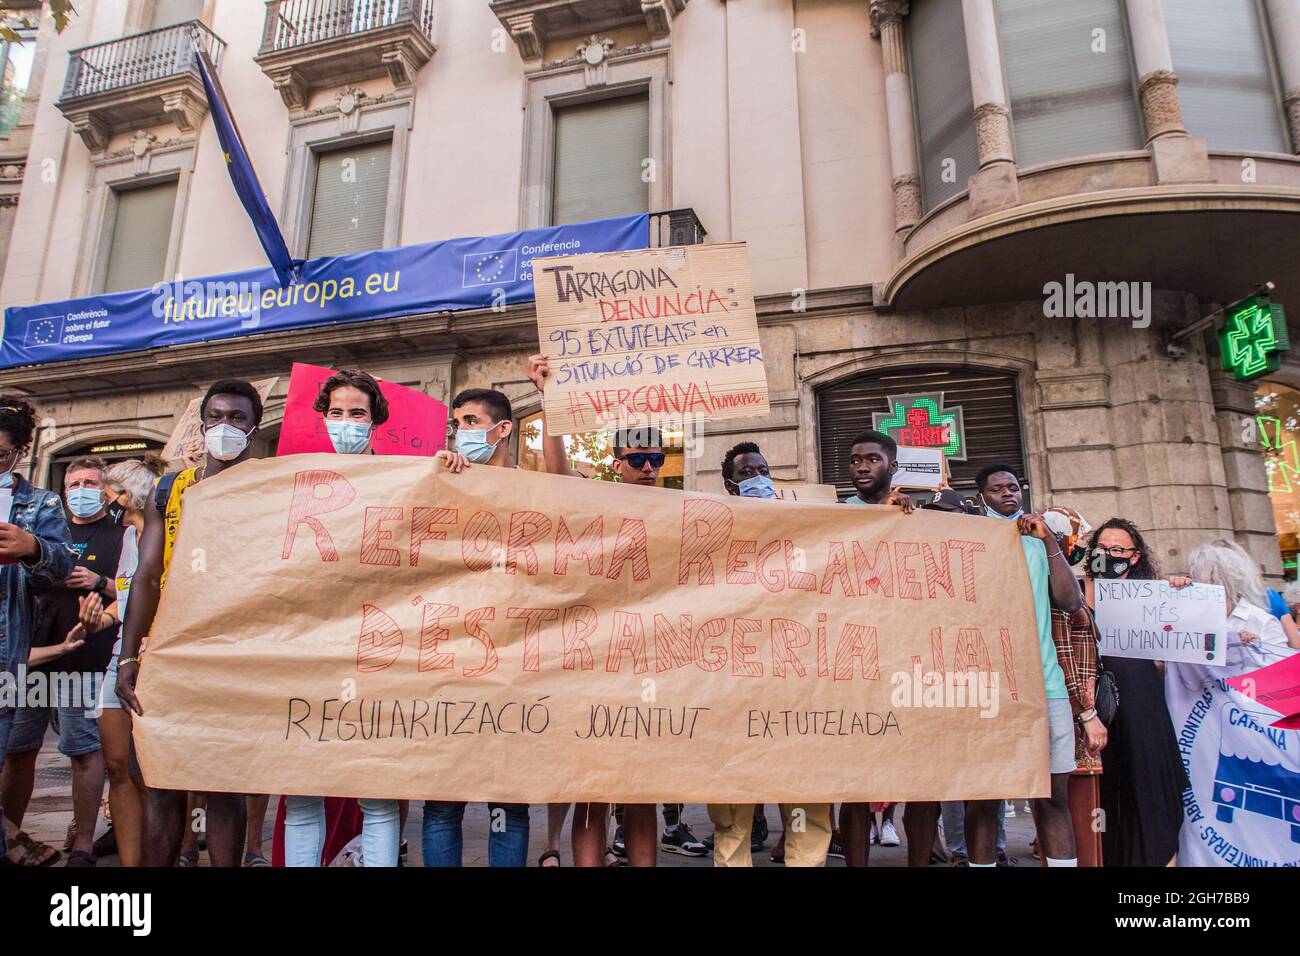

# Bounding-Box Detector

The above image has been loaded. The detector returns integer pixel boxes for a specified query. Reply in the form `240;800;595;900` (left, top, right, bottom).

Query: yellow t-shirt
159;466;200;588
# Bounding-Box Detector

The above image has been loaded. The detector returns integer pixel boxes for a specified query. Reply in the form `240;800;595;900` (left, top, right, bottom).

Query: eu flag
192;37;298;287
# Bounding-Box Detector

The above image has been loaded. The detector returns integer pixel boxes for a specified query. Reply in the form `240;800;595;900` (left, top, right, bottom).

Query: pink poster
276;362;447;457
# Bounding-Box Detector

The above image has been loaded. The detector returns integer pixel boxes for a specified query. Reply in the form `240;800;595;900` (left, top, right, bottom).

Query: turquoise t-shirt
1021;536;1068;700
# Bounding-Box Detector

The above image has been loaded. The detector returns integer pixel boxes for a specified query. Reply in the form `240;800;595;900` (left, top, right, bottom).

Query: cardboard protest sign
133;457;1049;803
1095;580;1228;665
162;377;278;468
533;243;769;435
894;446;946;491
771;479;840;502
276;362;447;457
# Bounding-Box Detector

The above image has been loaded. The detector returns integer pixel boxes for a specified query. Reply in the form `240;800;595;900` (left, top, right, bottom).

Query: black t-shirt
31;513;124;674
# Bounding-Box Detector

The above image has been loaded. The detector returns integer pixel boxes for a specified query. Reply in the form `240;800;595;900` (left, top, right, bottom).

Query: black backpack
154;471;183;521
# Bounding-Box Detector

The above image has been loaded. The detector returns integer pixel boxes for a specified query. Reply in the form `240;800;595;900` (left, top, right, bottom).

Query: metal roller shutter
307;139;392;259
551;93;649;226
103;180;177;293
817;366;1029;504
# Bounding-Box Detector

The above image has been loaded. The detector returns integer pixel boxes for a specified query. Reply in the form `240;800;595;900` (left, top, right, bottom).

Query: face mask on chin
984;505;1024;520
203;423;253;462
326;419;372;455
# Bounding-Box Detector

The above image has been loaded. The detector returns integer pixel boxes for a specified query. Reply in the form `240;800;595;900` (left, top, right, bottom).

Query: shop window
1255;382;1300;579
550;94;649;226
518;410;683;489
817;365;1027;505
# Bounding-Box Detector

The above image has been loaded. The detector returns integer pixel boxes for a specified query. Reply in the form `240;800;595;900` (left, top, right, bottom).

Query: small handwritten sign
894;446;946;491
1095;579;1228;665
533;242;770;435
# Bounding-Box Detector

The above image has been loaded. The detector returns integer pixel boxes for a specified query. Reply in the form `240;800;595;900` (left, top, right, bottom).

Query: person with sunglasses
525;353;702;867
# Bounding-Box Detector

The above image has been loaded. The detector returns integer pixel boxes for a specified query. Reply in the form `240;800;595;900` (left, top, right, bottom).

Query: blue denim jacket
2;474;76;681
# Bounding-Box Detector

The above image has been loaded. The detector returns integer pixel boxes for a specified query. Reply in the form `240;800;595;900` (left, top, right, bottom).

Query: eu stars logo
462;249;518;287
24;315;65;348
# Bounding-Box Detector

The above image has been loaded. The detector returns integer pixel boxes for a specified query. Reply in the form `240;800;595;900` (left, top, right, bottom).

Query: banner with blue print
0;214;649;370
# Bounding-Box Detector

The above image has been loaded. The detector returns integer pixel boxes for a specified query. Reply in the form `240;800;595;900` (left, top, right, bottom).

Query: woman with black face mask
1082;517;1190;866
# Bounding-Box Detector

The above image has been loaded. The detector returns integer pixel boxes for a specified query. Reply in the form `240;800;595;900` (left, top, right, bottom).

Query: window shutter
1162;0;1289;153
149;0;205;28
996;0;1144;166
908;0;981;211
817;366;1029;503
307;139;392;259
551;94;649;226
103;180;177;293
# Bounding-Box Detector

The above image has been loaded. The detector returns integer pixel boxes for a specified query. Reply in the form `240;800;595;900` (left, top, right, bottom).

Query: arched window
1162;0;1289;153
909;0;980;210
817;366;1028;505
996;0;1144;166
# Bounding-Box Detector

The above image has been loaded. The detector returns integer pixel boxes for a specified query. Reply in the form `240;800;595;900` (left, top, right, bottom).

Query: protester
3;454;122;867
283;370;401;867
527;352;710;867
116;380;266;867
1040;506;1107;867
1081;517;1189;866
899;488;1002;868
420;386;530;867
839;430;911;866
704;441;832;867
73;455;167;866
0;397;75;866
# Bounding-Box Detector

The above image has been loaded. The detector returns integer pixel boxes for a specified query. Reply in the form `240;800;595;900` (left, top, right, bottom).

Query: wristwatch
93;574;108;594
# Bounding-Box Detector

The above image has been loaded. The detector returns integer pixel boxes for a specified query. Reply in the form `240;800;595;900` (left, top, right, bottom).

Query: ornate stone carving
642;0;674;38
161;89;208;133
973;102;1013;166
67;111;111;152
891;173;921;229
267;67;309;111
1138;69;1184;141
869;0;910;40
130;130;157;175
0;161;25;182
575;35;616;86
506;13;542;60
380;43;419;87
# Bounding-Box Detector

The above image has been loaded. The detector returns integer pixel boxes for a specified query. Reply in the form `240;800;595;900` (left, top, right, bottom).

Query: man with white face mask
115;379;263;866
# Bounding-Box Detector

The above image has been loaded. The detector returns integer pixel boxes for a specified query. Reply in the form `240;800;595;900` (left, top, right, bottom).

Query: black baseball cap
922;488;977;514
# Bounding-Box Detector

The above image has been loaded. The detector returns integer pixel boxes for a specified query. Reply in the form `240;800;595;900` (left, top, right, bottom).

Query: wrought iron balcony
56;20;224;152
255;0;436;111
490;0;687;63
649;208;707;247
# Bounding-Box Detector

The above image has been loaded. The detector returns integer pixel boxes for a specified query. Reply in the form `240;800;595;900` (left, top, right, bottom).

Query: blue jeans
284;796;401;867
422;801;529;867
941;800;1007;857
0;707;11;847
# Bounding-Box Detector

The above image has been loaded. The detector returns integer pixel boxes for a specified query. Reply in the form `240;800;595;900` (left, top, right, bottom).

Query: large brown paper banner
533;242;770;435
133;456;1050;803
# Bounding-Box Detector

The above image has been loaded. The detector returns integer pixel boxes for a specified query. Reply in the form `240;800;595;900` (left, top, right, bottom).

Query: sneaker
949;851;968;867
611;825;627;858
660;822;707;856
750;814;769;852
702;833;715;851
879;820;900;847
996;850;1016;867
827;829;846;860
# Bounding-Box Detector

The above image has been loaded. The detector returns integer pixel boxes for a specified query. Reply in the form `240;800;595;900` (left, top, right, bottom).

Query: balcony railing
260;0;435;55
649;208;708;247
59;20;225;102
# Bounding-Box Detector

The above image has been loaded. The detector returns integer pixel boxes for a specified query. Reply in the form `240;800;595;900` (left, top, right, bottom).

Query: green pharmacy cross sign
872;392;967;461
1220;296;1288;382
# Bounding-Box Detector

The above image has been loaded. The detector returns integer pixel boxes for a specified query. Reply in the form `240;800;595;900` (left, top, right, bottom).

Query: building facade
2;0;1300;577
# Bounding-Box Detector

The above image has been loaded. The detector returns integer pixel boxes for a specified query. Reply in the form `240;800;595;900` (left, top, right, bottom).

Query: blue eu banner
0;215;649;369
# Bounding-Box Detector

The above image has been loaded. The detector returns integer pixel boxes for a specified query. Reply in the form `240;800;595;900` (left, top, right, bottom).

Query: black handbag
1093;649;1119;726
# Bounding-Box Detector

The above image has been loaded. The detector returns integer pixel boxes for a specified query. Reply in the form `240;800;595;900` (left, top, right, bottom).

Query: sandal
63;821;78;852
604;848;625;867
243;850;270;867
537;849;561;867
177;849;200;867
5;831;61;867
66;849;97;868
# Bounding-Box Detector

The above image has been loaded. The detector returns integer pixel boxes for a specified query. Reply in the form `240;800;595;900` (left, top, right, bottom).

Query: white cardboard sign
893;446;946;491
1095;579;1228;666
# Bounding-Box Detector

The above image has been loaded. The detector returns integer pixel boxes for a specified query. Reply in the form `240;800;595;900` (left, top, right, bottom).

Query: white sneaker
880;820;900;847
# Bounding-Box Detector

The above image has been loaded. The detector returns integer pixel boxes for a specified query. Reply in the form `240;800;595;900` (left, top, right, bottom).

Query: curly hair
1085;516;1159;580
722;441;763;484
0;393;38;453
312;370;390;426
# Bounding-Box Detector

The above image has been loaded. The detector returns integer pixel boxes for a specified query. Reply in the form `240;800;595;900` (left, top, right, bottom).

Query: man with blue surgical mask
976;463;1026;520
4;455;121;866
721;441;776;499
311;369;389;456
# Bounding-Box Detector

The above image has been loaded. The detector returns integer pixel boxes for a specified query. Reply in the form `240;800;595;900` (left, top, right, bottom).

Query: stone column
870;1;921;240
1210;367;1283;578
1266;0;1300;152
960;0;1018;215
1125;0;1211;183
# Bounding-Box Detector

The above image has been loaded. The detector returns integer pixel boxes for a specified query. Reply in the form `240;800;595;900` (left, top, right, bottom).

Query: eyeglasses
617;452;665;469
1096;546;1139;559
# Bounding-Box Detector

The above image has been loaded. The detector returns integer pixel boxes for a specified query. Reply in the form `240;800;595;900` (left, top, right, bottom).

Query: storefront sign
87;441;151;454
873;392;966;461
1219;296;1288;382
0;215;649;370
